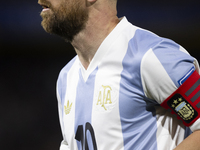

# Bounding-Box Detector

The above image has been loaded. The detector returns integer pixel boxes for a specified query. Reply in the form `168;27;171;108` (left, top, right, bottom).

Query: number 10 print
75;122;97;150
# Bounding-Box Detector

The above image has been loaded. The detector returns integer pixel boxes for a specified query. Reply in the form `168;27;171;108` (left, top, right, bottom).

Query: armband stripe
191;90;200;103
185;79;200;96
196;102;200;109
161;70;200;127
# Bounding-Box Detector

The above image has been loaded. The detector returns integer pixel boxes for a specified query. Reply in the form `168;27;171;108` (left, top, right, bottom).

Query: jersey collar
78;17;129;82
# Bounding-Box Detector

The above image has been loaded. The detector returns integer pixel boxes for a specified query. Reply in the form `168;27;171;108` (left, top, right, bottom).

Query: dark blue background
0;0;200;149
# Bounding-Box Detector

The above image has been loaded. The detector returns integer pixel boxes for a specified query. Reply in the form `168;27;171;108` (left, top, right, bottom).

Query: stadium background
0;0;200;149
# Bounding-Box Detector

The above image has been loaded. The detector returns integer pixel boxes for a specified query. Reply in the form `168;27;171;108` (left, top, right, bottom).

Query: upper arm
141;39;200;131
174;130;200;150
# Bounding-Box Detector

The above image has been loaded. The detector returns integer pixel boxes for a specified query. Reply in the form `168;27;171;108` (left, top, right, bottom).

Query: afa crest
95;85;117;112
97;85;112;110
167;94;198;124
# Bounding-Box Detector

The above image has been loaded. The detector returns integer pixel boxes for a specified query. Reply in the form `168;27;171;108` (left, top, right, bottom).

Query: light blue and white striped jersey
57;17;200;150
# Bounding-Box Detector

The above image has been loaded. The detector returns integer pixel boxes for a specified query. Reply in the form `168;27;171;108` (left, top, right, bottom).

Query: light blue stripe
152;39;195;88
184;127;192;139
119;29;159;149
57;56;77;117
175;102;186;112
75;67;98;150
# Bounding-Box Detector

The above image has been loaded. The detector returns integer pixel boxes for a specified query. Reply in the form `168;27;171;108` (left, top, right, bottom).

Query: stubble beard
40;1;89;42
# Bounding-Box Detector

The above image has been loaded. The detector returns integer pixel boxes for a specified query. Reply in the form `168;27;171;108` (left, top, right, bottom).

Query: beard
40;0;89;42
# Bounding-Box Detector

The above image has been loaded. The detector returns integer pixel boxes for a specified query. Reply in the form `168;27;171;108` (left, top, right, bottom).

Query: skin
38;0;200;149
72;0;119;70
174;130;200;150
38;0;119;69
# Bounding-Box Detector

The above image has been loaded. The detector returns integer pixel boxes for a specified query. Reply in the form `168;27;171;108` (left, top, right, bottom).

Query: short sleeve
141;39;197;104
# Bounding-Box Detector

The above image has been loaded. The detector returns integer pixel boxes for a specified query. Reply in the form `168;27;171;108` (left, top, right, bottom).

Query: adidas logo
64;100;72;115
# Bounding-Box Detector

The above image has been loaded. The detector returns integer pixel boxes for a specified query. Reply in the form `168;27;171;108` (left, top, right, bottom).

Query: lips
38;1;51;11
41;4;50;9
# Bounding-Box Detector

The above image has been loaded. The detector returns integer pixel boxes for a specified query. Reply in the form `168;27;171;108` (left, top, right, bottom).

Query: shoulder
126;20;198;103
140;36;197;103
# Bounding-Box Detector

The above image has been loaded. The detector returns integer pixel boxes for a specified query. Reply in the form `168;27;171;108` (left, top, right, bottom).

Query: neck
71;4;119;70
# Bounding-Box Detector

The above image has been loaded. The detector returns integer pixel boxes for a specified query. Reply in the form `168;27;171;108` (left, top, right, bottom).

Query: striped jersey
56;17;200;150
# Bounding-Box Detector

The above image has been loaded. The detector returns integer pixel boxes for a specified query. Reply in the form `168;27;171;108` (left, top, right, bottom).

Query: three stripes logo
185;78;200;108
64;100;73;115
161;70;200;126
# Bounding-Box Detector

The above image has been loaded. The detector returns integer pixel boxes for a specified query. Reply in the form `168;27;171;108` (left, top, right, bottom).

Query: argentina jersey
56;17;200;150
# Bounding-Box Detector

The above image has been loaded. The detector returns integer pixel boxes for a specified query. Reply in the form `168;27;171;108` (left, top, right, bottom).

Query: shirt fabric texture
57;17;200;150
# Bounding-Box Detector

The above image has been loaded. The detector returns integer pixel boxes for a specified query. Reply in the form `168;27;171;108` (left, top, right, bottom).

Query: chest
63;63;147;130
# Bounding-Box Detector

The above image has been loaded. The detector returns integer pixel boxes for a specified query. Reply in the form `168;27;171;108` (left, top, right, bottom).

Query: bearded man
38;0;200;149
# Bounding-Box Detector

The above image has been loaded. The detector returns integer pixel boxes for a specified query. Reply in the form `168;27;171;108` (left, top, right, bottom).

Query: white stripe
141;48;177;104
155;106;185;150
63;59;79;149
141;49;188;149
91;20;136;149
91;38;127;150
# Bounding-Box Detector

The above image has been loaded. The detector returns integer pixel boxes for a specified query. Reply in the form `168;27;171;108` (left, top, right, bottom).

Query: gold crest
95;85;117;112
168;94;197;124
175;102;194;120
96;85;112;111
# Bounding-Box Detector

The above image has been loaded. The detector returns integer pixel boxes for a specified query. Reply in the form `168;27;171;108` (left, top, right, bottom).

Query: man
38;0;200;149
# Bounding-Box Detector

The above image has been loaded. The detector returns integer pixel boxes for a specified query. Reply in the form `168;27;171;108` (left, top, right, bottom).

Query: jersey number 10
75;122;97;150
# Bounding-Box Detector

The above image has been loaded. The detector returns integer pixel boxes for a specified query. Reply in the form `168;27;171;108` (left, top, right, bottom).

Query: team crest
167;94;198;123
95;85;117;112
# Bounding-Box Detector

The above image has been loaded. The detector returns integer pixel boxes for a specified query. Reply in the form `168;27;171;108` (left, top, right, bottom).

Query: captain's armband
161;70;200;126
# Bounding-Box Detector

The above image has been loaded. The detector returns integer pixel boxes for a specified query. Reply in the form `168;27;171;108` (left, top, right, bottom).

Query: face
38;0;89;42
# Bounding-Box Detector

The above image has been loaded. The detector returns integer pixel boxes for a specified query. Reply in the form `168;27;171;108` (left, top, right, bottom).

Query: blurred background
0;0;200;149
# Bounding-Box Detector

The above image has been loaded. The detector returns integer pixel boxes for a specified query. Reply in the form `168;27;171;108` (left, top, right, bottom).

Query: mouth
38;2;51;11
42;4;49;9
